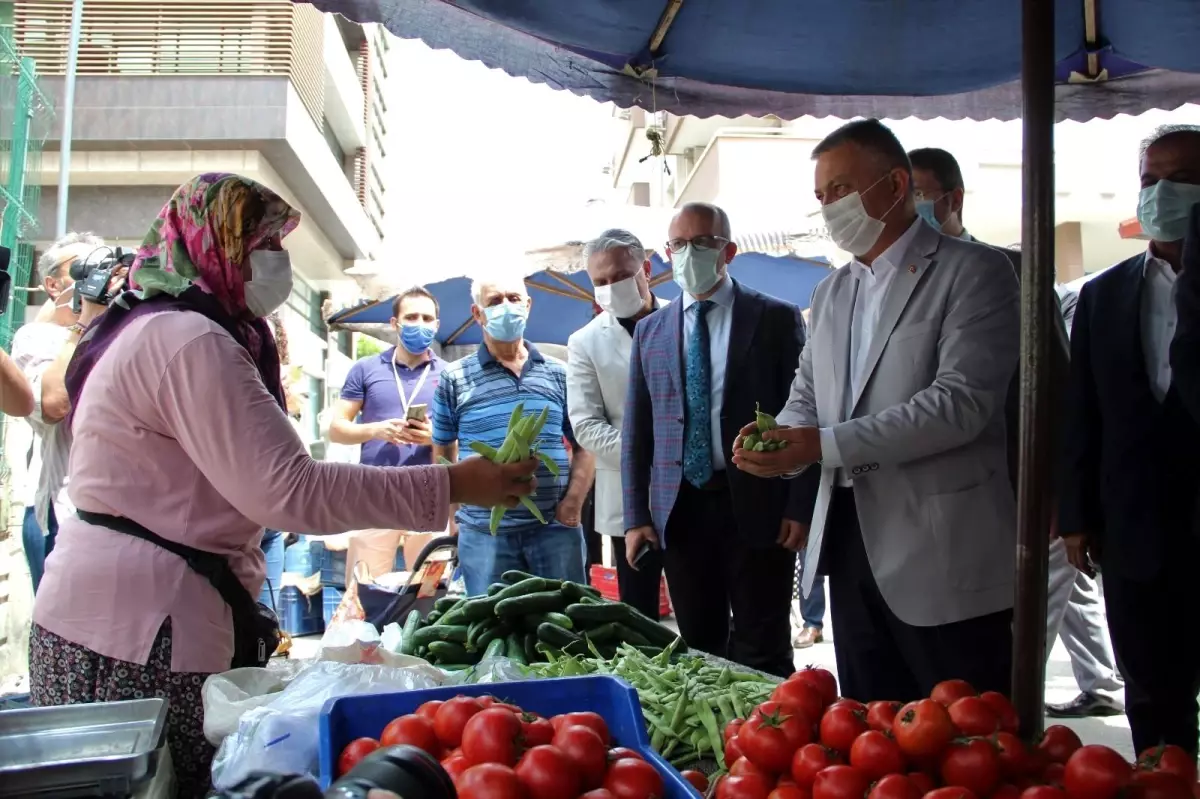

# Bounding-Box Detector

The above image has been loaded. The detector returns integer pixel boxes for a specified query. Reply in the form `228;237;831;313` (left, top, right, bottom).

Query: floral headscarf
64;173;300;426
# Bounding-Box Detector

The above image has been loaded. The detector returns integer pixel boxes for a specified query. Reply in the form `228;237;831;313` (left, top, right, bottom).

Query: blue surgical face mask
915;200;943;231
482;301;528;342
672;244;724;296
399;323;437;354
1137;179;1200;242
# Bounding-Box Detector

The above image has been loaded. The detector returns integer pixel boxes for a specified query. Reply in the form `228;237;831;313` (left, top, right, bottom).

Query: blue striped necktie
683;300;714;488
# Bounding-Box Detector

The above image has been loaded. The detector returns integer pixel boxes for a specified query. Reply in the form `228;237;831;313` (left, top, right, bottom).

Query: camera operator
11;232;126;593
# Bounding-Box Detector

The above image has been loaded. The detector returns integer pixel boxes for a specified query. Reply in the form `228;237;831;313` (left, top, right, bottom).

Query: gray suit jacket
777;220;1021;627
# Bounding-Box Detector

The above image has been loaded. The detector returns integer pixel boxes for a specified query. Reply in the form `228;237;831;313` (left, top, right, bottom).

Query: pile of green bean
528;641;776;770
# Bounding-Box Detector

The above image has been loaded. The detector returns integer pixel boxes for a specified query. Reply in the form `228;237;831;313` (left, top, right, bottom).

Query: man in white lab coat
567;229;666;617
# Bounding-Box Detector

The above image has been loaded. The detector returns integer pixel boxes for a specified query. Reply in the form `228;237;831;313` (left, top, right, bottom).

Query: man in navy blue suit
1061;124;1200;756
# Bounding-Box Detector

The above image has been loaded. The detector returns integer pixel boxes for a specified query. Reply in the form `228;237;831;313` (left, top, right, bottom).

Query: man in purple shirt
330;286;446;577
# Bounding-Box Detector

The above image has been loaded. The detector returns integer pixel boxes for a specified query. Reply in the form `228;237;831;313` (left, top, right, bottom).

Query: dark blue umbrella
327;254;831;346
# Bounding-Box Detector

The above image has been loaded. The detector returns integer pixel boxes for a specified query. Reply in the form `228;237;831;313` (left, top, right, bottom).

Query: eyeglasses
666;235;729;254
913;190;949;203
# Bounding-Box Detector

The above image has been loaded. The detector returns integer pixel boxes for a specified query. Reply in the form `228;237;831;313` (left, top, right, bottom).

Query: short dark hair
812;118;912;180
908;148;965;192
392;285;439;318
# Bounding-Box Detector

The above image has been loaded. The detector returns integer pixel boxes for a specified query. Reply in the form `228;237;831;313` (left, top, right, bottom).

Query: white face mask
245;249;293;318
594;275;645;318
820;174;900;257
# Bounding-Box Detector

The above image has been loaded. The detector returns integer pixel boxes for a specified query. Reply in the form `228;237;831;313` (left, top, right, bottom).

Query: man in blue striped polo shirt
432;272;595;595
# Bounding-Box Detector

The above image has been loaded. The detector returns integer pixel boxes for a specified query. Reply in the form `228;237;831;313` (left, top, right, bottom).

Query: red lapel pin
908;265;917;274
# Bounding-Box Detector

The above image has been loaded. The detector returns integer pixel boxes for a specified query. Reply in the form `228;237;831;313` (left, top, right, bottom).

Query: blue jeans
457;522;587;597
801;575;827;629
259;529;285;611
22;504;59;595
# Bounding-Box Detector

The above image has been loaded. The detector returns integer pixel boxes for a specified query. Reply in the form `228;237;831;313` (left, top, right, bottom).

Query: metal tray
0;698;167;797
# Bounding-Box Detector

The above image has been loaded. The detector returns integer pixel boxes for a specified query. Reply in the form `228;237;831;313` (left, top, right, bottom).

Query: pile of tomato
336;693;694;799
715;669;1198;799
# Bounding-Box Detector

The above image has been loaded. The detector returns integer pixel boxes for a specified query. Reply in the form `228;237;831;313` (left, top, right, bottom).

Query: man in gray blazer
733;119;1020;701
567;229;666;618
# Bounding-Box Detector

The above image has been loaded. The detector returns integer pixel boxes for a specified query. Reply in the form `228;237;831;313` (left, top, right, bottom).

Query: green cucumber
410;624;469;648
460;595;503;623
399;609;422;655
495;590;568;618
500;569;541;585
491;576;558;602
619;606;681;648
436;599;470;627
483;637;507;660
504;633;527;665
476;621;509;650
433;596;459;613
534;611;573;630
581;621;619;644
424;610;443;625
537;622;587;655
523;632;539;664
560;581;601;602
564;601;631;627
486;582;509;596
610;622;651;647
427;640;469;662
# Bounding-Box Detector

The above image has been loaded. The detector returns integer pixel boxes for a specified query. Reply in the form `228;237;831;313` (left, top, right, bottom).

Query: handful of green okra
741;403;790;452
459;402;560;534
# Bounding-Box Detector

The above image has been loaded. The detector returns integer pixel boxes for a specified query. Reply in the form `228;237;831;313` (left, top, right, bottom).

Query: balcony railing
14;0;326;126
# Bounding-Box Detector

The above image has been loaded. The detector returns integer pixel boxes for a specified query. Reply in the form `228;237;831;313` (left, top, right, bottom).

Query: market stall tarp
303;0;1200;121
328;253;831;347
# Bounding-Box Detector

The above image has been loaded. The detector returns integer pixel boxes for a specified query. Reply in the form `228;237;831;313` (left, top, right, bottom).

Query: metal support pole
1012;0;1056;739
55;0;84;239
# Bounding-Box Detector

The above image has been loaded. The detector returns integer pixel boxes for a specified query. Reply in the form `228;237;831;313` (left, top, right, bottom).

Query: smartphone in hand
632;540;652;569
406;403;428;422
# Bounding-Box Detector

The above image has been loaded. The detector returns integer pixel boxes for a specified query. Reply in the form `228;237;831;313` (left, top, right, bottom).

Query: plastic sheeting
305;0;1200;121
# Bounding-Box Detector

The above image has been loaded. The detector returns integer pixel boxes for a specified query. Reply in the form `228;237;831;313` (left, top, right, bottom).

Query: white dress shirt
682;276;735;472
1141;250;1178;403
821;218;925;486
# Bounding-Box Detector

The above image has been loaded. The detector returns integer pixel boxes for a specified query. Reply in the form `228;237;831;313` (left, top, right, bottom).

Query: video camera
68;245;135;315
215;745;457;799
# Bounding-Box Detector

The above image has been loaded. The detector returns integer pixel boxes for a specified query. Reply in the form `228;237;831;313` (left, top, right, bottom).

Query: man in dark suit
621;202;809;678
1171;202;1200;420
1061;124;1200;756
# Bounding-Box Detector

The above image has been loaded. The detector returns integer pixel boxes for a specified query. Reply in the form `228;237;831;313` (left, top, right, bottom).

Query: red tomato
608;747;645;763
793;744;845;787
773;681;828;723
682;769;711;793
994;731;1035;780
457;763;524;799
867;702;904;733
727;718;747;744
604;757;666;799
416;700;444;724
831;700;870;714
1038;726;1083;765
743;712;810;774
1021;787;1067;799
772;787;814;799
726;735;746;765
553;711;610;745
717;774;774;799
521;713;555;748
380;714;441;757
461;707;525;766
908;772;937;794
440;752;470;782
926;789;980;799
552;725;608;789
940;738;1001;797
979;692;1020;734
1128;771;1195;799
477;695;498;707
1063;745;1133;799
433;696;485;749
1044;763;1067;787
994;785;1022;799
337;737;379;776
892;700;956;759
822;707;870;754
515;745;580;799
850;730;907;780
931;680;978;707
789;667;840;708
732;757;772;779
752;702;817;750
947;697;1000;737
869;774;924;799
1138;746;1199;785
813;764;873;799
580;792;617;799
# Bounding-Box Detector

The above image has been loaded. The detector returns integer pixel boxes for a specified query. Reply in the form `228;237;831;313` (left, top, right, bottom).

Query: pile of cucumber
397;569;686;669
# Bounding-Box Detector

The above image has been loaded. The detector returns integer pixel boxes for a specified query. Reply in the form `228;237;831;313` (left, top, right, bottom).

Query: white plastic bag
202;661;307;745
209;660;446;790
316;619;431;668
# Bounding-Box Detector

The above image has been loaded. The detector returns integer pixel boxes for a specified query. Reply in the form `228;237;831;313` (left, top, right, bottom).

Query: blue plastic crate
278;585;325;636
319;545;347;589
318;676;699;796
283;536;322;575
322;585;344;626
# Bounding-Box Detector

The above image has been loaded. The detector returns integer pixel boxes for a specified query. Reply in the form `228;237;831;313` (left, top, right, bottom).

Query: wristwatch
67;323;85;337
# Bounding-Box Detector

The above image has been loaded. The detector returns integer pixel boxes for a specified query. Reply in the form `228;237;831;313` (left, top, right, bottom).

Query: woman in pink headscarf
31;173;534;797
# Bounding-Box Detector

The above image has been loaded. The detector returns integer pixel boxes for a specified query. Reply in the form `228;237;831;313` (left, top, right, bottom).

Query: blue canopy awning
327;254;831;347
305;0;1200;121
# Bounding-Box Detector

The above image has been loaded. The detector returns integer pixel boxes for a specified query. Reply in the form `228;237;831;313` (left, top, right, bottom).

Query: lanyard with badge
392;356;431;418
